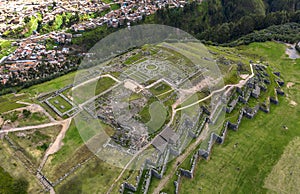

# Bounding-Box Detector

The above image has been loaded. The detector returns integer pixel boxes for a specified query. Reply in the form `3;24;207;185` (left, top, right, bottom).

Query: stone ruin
119;64;286;194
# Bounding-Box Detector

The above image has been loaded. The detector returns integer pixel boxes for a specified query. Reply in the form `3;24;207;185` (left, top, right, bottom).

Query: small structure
251;85;261;98
160;127;179;144
152;136;167;153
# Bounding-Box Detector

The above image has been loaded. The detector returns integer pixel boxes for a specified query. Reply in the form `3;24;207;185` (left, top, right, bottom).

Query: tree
24;16;30;23
12;178;28;194
22;110;31;118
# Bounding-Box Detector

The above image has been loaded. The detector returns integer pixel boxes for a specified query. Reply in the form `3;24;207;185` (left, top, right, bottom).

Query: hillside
151;0;300;43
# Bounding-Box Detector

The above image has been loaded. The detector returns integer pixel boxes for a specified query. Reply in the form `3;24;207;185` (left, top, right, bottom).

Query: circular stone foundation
146;64;158;70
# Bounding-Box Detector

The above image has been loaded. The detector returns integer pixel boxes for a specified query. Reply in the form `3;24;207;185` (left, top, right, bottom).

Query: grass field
42;120;86;181
162;42;300;193
149;82;173;97
71;76;116;104
0;140;42;193
0;165;28;194
21;71;78;95
0;94;28;114
264;137;300;193
2;110;50;127
124;52;144;65
55;156;122;194
8;125;61;165
146;101;167;134
48;95;73;113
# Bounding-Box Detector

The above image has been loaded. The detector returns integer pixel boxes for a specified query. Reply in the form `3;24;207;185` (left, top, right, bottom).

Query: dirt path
176;64;254;111
107;64;254;193
38;118;71;171
0;121;62;134
71;74;121;91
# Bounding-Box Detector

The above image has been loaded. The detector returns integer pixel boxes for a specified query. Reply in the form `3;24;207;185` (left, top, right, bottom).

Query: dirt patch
239;74;249;80
0;117;3;126
39;119;71;170
285;43;300;59
287;82;295;89
264;137;300;194
289;100;297;107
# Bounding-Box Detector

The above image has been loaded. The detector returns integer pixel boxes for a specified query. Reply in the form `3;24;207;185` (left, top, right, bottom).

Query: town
0;0;188;91
0;0;299;194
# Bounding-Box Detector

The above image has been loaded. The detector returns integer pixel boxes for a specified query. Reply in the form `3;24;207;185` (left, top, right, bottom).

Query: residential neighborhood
0;0;188;88
0;32;74;85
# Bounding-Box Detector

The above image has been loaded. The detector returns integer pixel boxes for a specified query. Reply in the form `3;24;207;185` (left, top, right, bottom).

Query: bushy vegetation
0;40;17;59
226;23;300;46
151;0;300;44
0;167;28;194
71;26;117;50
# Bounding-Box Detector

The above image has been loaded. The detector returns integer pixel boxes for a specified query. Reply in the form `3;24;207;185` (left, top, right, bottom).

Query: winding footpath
107;63;254;193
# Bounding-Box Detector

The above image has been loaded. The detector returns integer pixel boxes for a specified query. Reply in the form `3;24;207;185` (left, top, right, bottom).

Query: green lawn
48;95;73;113
0;94;28;114
55;156;122;194
149;82;172;96
146;101;167;134
138;97;157;124
71;76;116;104
264;137;300;193
0;166;29;194
42;119;86;181
0;140;43;193
124;52;144;65
110;3;121;11
21;71;78;95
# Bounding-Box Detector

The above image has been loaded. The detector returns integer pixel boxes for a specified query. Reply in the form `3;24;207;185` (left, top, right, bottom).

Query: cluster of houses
0;0;110;35
0;32;73;85
71;0;187;31
0;0;188;36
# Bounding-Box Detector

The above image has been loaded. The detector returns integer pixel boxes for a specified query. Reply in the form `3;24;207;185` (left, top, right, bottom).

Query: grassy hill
160;41;300;193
